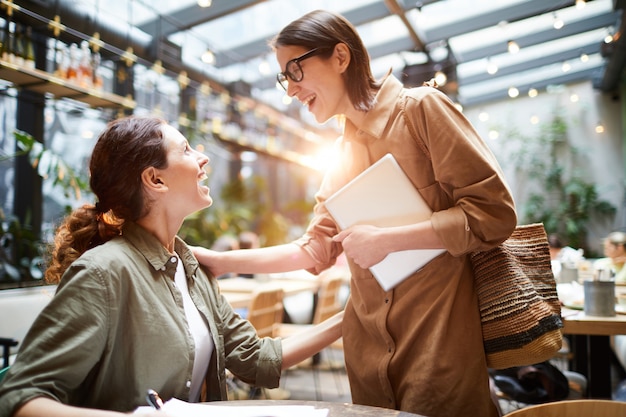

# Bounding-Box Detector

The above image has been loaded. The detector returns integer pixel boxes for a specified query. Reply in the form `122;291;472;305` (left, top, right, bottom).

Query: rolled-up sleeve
405;87;517;255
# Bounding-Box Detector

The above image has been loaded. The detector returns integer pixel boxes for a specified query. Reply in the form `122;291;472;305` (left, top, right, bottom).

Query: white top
173;253;213;402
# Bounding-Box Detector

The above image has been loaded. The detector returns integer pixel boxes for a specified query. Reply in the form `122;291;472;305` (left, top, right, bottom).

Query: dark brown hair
45;116;167;284
270;9;381;112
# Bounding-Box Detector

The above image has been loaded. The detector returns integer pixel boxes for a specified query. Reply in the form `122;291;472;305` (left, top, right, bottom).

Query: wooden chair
277;273;346;400
505;399;626;416
247;287;285;339
230;287;285;400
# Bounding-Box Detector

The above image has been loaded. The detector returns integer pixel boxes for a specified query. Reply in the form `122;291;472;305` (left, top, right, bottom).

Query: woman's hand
190;246;225;277
332;225;389;269
332;221;443;269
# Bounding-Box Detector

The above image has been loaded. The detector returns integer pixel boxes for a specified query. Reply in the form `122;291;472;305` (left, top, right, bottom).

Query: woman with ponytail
0;116;342;417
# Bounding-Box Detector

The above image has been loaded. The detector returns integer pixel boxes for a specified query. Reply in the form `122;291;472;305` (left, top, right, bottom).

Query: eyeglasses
276;47;327;91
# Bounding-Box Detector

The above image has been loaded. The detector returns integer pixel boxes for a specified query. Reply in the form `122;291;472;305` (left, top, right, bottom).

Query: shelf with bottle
0;58;135;109
0;21;134;110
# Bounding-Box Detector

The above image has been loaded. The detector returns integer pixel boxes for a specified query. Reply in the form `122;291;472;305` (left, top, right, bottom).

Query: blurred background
1;0;625;288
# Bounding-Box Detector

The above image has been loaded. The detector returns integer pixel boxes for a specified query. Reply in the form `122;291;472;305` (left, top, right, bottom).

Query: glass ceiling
58;0;619;111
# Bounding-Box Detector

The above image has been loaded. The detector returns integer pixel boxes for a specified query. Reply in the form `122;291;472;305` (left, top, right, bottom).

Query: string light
434;70;447;86
201;49;215;65
507;40;520;54
553;13;564;30
486;58;498;75
595;122;605;134
508;87;519;98
197;0;212;7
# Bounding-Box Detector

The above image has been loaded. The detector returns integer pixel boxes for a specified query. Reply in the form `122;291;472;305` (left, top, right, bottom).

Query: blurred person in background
595;231;626;283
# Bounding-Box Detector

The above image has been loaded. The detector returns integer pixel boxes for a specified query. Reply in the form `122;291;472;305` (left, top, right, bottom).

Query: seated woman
594;231;626;283
0;116;342;417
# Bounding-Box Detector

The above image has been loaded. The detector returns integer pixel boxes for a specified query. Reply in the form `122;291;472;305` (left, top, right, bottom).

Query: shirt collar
122;222;199;277
345;73;404;141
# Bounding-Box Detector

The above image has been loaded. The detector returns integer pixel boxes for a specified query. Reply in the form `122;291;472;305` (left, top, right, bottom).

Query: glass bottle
91;49;103;89
78;40;92;88
66;43;79;82
13;23;25;66
0;19;7;62
2;21;15;63
53;43;68;78
23;26;35;69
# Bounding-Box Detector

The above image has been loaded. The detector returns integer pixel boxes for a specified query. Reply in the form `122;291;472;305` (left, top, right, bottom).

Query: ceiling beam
384;0;426;51
212;0;420;68
596;3;626;92
138;0;266;38
458;41;602;85
422;0;579;44
456;12;619;62
459;66;603;107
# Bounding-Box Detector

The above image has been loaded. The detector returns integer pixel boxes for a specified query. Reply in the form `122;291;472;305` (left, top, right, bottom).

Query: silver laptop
325;153;445;291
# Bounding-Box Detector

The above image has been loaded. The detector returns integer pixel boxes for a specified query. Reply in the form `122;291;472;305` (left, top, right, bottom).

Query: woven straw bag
470;223;563;369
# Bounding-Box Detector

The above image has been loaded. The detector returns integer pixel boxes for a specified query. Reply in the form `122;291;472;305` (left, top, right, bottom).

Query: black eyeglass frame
276;47;328;91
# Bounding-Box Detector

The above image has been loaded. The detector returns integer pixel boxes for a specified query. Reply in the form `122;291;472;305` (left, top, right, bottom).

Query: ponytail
45;204;122;284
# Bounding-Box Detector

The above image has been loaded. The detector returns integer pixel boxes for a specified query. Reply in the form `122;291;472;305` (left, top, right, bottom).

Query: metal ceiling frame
19;0;625;108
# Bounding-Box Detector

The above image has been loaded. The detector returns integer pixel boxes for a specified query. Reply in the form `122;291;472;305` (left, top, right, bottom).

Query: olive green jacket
0;222;281;415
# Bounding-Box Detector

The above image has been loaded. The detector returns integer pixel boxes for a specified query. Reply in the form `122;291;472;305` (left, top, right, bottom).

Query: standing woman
193;9;517;417
0;116;342;417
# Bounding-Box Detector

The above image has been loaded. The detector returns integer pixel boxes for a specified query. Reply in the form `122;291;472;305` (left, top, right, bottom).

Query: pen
146;389;164;410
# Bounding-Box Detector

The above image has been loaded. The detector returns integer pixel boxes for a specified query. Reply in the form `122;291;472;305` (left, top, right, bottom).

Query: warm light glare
304;144;342;172
201;50;215;65
281;95;293;105
258;60;271;75
580;53;589;62
197;0;212;7
605;34;614;44
530;116;539;125
240;151;257;162
81;130;94;139
528;88;538;98
562;62;571;72
434;71;447;86
479;111;489;122
486;60;498;75
507;40;520;54
570;94;579;103
596;123;605;134
488;130;499;140
553;14;564;30
508;87;519;98
575;0;586;10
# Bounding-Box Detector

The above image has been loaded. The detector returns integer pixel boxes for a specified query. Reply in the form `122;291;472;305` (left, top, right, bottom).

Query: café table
560;307;626;398
219;276;321;309
212;399;428;417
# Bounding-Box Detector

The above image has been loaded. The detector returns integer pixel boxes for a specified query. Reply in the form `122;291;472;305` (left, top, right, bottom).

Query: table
219;276;321;309
214;399;428;417
561;307;626;398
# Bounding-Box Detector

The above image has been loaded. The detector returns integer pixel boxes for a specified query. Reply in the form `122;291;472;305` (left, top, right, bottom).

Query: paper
325;154;445;291
134;398;329;417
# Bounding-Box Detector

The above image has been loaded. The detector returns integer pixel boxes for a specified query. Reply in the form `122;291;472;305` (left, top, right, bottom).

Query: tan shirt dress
294;75;517;417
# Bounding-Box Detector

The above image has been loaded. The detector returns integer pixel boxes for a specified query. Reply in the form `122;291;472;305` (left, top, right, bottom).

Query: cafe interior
1;0;626;415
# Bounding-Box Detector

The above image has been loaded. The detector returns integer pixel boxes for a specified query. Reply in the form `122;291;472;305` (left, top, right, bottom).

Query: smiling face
276;44;352;124
159;124;212;216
